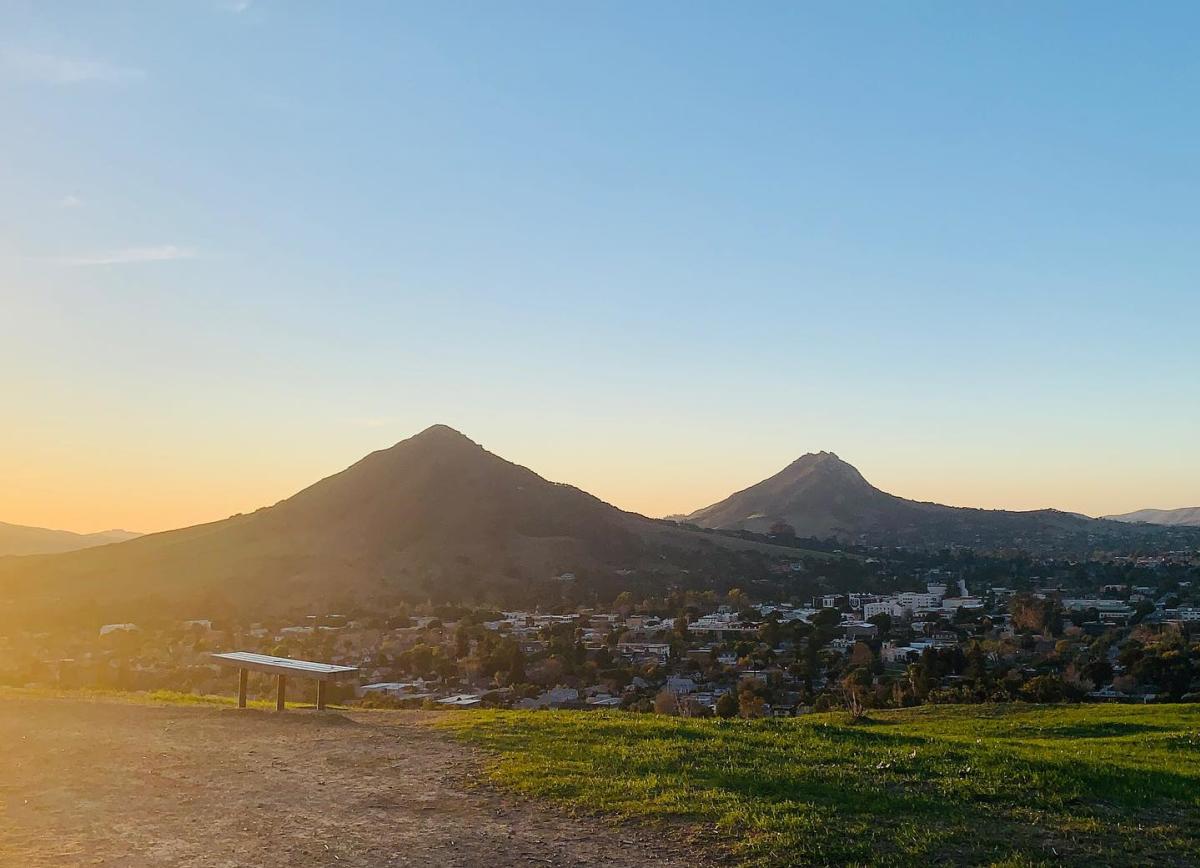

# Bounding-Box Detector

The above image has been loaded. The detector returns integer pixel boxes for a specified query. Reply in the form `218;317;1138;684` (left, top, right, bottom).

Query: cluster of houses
4;560;1197;711
353;577;994;713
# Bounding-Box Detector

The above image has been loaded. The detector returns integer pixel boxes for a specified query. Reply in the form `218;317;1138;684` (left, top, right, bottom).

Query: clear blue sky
2;1;1198;532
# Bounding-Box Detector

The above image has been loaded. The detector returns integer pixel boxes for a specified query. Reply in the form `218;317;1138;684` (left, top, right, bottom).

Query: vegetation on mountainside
443;703;1200;867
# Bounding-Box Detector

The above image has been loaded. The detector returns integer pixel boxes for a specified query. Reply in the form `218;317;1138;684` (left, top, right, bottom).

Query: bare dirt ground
0;695;713;867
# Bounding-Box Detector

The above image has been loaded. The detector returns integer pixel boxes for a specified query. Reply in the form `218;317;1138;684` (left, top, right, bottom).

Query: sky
2;1;1198;534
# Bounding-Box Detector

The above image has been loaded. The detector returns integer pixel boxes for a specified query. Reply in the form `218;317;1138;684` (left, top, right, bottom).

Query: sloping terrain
0;522;140;557
681;451;1200;552
1105;506;1200;527
446;703;1200;867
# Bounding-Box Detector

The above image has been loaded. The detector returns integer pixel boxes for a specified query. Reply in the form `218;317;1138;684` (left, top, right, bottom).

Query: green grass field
442;704;1200;867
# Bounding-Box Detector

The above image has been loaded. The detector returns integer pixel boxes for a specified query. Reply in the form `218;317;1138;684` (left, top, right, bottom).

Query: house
99;623;138;637
880;642;919;664
515;686;581;709
437;694;484;708
863;600;901;619
843;622;878;641
896;591;943;613
358;679;433;698
586;694;622;708
665;676;698;695
615;641;670;663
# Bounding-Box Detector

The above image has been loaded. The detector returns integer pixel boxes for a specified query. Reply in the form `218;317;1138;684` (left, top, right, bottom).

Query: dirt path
0;696;713;867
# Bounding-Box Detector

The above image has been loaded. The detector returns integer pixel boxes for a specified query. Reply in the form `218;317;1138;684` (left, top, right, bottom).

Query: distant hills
0;522;140;557
4;432;1196;621
1104;506;1200;527
0;426;793;619
678;451;1200;552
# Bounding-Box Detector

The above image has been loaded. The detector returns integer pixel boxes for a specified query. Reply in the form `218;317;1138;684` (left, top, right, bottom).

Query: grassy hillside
443;704;1200;867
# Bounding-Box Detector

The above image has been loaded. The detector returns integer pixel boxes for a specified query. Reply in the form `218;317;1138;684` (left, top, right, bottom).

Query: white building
863;600;902;619
99;623;138;637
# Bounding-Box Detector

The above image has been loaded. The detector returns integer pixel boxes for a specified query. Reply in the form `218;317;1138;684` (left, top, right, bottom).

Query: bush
715;692;739;718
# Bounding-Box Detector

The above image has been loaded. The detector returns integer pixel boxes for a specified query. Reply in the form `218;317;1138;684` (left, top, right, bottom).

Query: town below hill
7;547;1197;715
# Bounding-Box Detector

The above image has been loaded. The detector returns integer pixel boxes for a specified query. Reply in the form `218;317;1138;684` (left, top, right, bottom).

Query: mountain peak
791;450;843;465
681;449;883;533
386;424;482;455
412;423;473;441
784;451;862;481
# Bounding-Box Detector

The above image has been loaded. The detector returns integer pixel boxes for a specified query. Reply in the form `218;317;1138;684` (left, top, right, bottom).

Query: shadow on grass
1002;721;1173;739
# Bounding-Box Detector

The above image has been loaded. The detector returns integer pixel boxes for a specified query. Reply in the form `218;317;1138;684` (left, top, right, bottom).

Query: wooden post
238;668;248;709
276;674;286;711
316;680;327;711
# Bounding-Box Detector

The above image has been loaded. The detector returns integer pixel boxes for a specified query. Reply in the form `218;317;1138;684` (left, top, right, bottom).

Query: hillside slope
447;703;1200;866
0;522;140;557
681;451;1200;552
0;426;792;618
1105;506;1200;527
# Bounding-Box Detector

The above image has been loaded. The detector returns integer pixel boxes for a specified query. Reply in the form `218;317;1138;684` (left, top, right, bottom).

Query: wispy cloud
3;48;144;84
59;194;84;209
62;245;197;266
219;0;252;13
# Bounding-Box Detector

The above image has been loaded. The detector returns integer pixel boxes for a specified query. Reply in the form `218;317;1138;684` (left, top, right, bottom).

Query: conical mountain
682;452;901;536
0;426;783;619
681;451;1196;550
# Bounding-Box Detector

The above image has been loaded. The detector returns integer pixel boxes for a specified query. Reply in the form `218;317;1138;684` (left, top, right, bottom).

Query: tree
738;679;768;718
768;520;797;541
504;641;526;685
1009;593;1064;637
715;692;739;718
654;688;680;715
1020;674;1068;703
964;642;988;684
673;616;691;641
849;642;874;668
527;657;563;687
811;607;841;628
841;682;869;721
402;643;435;675
454;623;473;658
